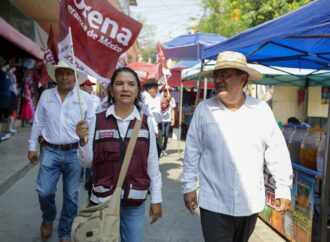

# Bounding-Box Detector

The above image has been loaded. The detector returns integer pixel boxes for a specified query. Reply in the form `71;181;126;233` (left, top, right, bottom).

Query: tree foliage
133;13;157;62
193;0;313;37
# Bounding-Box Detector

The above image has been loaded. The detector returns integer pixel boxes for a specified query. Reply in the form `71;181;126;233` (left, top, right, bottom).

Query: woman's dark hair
108;67;142;110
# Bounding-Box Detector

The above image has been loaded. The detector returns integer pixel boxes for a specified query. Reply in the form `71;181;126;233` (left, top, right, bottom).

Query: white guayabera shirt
183;95;293;216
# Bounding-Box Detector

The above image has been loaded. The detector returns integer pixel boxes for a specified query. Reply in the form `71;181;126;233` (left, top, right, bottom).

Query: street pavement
0;127;285;242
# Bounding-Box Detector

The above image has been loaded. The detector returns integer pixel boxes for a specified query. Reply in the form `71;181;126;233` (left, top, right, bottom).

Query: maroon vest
92;110;150;205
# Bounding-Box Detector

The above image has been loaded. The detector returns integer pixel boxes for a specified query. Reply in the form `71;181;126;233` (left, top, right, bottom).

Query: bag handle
116;112;143;188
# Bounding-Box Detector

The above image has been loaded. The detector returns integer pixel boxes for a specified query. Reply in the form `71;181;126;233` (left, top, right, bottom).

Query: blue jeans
120;202;146;242
161;122;171;150
36;146;81;240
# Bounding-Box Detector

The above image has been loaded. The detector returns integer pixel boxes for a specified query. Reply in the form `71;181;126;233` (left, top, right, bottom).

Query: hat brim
81;82;96;86
204;62;263;81
46;63;87;85
143;83;161;87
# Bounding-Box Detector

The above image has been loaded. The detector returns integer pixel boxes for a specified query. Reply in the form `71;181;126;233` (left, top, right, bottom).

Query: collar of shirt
213;95;259;112
54;86;76;101
105;104;141;121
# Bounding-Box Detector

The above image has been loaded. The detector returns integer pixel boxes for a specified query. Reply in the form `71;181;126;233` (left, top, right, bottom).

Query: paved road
0;128;285;242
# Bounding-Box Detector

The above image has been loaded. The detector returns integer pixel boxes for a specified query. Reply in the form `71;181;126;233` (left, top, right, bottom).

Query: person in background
182;51;293;242
141;78;162;157
76;67;162;242
7;66;19;134
20;83;34;127
79;79;101;192
27;60;94;242
99;81;109;112
80;79;101;113
287;116;301;126
160;85;176;156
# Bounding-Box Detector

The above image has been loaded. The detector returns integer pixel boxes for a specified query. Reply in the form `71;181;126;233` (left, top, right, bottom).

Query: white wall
272;86;303;123
308;86;328;117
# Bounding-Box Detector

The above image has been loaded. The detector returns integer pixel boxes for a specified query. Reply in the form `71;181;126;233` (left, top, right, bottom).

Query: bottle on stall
288;126;307;163
300;127;323;170
282;124;295;145
316;133;326;174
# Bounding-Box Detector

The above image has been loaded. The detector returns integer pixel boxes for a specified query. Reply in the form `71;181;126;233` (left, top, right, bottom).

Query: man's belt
41;138;78;150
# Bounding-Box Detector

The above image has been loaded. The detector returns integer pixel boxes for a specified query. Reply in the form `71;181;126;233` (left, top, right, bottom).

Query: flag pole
68;26;84;120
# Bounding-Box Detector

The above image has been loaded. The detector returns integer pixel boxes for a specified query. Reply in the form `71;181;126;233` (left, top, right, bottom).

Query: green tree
193;0;312;37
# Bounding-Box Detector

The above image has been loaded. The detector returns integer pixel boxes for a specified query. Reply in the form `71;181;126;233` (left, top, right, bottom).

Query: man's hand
275;198;291;213
28;151;39;165
76;120;89;146
184;191;198;214
149;203;162;224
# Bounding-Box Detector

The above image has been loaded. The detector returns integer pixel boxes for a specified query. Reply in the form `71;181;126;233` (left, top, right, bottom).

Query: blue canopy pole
319;103;330;242
195;58;204;106
178;81;184;155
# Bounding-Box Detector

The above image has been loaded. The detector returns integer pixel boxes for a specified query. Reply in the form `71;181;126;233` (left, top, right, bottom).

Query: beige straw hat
212;51;263;81
46;60;87;85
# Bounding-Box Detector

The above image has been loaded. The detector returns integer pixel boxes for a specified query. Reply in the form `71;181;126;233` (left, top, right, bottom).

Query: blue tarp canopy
202;0;330;71
163;33;226;60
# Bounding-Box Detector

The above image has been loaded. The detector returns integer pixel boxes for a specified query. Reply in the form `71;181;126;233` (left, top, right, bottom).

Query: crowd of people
23;51;293;242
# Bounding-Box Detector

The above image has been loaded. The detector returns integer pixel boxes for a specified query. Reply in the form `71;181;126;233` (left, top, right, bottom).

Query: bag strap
116;112;143;189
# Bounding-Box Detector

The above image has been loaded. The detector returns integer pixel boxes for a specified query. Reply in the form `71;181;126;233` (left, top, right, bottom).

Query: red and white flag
58;0;142;83
155;41;170;85
39;25;59;84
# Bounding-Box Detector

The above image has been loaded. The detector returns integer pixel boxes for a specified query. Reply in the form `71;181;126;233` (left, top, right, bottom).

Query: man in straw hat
182;51;293;242
27;60;95;242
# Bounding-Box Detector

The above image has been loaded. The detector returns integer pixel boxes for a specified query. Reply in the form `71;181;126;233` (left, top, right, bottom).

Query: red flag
39;25;59;84
155;41;170;83
156;41;167;69
58;0;142;83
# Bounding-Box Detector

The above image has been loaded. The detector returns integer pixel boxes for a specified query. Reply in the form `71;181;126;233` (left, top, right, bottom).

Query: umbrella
163;33;226;60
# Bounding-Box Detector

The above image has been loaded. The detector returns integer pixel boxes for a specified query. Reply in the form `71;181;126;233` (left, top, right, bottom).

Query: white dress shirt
78;105;162;204
141;91;161;134
161;97;176;122
28;87;95;151
183;95;293;216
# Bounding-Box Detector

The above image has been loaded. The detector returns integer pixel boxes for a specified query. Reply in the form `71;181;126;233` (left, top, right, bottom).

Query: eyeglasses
213;72;237;80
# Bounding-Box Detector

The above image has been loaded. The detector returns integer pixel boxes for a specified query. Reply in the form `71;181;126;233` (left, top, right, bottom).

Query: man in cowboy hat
182;51;293;242
141;78;162;157
27;60;95;242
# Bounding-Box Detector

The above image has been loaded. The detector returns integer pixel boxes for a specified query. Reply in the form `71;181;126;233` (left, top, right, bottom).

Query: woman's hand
76;120;89;146
149;203;162;224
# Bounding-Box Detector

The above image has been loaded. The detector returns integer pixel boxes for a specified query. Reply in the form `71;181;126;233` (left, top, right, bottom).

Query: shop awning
0;17;42;59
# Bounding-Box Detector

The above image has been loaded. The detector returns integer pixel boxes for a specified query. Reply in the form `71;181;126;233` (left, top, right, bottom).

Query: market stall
202;0;330;241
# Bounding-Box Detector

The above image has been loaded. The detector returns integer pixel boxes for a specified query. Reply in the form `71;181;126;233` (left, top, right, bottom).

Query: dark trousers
200;208;258;242
156;123;163;158
161;122;171;150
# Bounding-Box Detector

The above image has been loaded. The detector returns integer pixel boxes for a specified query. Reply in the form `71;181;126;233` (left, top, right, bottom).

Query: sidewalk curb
0;163;34;196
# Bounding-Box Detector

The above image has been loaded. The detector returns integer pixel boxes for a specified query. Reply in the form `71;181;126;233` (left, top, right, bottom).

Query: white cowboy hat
209;51;263;81
46;60;87;85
